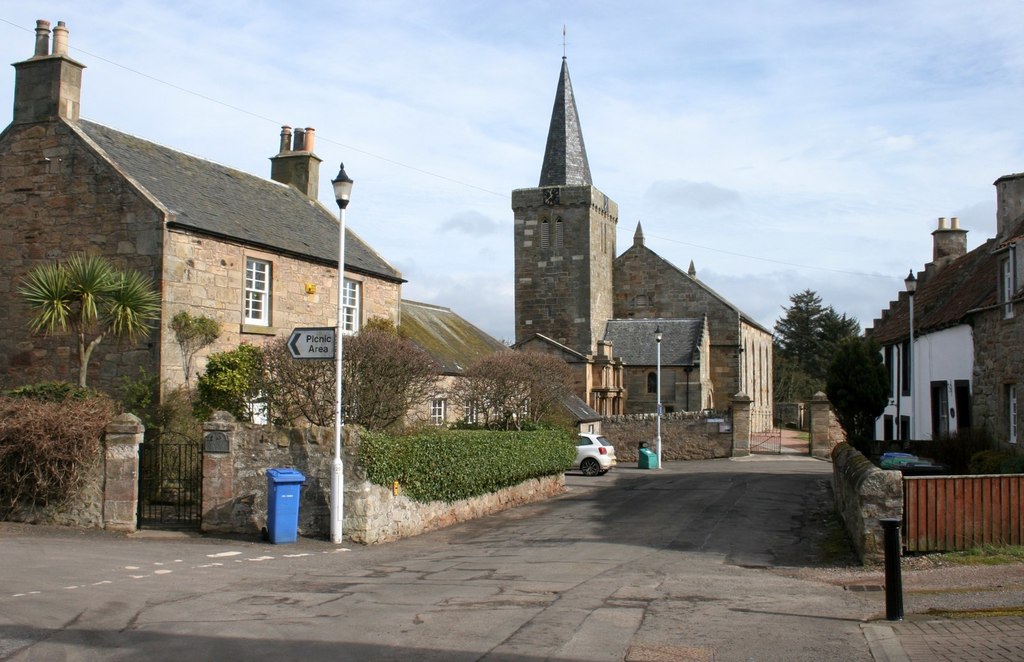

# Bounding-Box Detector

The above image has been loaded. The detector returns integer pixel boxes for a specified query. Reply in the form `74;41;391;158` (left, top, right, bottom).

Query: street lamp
330;163;353;544
655;325;663;469
904;269;917;442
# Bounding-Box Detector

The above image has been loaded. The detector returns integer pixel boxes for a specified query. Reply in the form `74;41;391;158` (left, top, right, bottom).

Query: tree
169;310;220;396
19;255;161;388
261;337;335;427
826;337;889;447
773;289;860;401
343;327;440;431
451;350;573;430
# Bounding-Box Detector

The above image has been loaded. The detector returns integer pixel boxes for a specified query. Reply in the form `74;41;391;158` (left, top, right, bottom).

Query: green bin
638;447;658;470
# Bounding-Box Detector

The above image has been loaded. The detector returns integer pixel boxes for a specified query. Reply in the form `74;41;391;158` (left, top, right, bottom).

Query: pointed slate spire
633;221;645;247
539;57;592;187
688;260;697;278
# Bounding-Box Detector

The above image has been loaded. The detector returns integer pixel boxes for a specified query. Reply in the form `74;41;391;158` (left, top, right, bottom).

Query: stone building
970;175;1024;447
0;20;403;393
512;57;773;423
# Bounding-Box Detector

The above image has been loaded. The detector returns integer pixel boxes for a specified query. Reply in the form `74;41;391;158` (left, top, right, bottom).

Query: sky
3;1;1023;343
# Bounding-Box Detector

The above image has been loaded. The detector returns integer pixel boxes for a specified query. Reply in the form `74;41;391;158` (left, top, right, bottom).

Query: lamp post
330;163;353;544
904;269;917;442
655;325;663;469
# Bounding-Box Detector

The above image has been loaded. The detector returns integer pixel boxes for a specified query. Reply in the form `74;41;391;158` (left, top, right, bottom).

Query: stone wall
0;120;163;391
161;231;401;392
831;442;903;565
602;411;733;462
971;304;1023;447
201;415;567;544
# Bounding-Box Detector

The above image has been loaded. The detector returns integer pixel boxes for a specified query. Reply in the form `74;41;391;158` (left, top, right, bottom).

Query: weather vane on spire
562;24;567;58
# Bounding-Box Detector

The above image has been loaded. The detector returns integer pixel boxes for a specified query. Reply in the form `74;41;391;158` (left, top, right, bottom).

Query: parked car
576;433;617;476
879;452;950;476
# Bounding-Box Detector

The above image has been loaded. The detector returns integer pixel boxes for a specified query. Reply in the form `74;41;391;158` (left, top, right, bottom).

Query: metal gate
750;411;782;454
138;440;202;528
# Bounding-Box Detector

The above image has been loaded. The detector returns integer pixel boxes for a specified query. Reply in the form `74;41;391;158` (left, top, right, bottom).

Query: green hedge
359;428;577;503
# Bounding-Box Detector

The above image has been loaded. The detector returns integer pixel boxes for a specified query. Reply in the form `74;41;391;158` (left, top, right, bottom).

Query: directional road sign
287;327;336;360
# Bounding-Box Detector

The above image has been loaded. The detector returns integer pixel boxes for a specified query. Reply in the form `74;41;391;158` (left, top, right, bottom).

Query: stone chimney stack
931;216;968;269
270;125;322;199
13;19;86;124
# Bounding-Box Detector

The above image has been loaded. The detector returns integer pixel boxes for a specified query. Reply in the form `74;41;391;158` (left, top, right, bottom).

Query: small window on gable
244;257;272;326
1002;255;1015;319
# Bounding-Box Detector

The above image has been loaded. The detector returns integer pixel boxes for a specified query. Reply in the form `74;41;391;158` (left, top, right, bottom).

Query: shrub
194;343;265;421
4;381;98;402
0;393;116;516
968;449;1024;475
907;429;994;474
359;428;576;502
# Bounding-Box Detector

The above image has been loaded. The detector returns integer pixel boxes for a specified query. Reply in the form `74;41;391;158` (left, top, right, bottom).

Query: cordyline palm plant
19;255;162;388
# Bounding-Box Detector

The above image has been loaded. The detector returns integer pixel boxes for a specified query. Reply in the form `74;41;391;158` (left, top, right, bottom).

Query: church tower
512;57;618;355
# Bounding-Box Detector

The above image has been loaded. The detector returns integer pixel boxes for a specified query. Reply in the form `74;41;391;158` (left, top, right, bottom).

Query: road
0;456;880;661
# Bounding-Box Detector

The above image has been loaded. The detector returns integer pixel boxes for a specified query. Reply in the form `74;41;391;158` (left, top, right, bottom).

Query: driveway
0;457;879;661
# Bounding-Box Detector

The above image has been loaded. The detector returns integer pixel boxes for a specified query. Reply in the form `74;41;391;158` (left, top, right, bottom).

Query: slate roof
538;57;592;187
867;239;997;345
399;300;508;375
562;394;601;423
603;318;704;367
74;120;402;282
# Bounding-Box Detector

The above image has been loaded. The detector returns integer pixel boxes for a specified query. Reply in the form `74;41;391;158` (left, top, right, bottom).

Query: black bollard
880;518;904;621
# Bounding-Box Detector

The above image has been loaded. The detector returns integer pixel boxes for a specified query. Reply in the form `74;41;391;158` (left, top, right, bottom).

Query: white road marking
154;569;172;575
207;551;242;558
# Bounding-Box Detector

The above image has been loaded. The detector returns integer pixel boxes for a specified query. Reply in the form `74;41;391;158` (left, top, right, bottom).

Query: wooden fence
903;475;1024;552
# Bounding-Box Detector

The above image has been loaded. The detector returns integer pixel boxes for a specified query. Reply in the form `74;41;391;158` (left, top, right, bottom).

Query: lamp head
332;163;354;210
655;325;662;342
904;269;917;295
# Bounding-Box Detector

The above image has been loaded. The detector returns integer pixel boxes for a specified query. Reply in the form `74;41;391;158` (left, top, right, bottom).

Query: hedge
359;428;577;503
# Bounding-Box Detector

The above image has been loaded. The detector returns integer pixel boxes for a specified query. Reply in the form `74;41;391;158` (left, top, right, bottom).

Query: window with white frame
430;398;446;426
244;258;271;326
342;279;360;333
1009;385;1018;444
1002;255;1015;319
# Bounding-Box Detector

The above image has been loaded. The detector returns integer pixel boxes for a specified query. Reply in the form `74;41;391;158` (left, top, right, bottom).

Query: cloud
440;211;504;236
644;180;743;212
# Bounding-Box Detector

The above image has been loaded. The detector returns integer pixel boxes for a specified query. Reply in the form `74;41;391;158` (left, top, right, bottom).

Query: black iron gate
750;411;782;454
138;439;201;529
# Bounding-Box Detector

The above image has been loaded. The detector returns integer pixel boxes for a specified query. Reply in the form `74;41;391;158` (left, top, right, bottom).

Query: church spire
538;57;592;187
633;221;644;247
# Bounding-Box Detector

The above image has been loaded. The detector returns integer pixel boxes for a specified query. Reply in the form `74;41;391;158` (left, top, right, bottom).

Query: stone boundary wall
831;442;903;565
346;474;564;545
201;414;567;544
602;411;732;462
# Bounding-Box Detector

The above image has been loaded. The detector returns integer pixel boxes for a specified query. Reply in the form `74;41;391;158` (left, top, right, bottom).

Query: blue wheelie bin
266;468;305;544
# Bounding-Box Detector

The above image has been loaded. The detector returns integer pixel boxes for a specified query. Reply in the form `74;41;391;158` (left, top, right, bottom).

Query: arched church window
540;219;550;248
647;372;657;394
555;217;564;248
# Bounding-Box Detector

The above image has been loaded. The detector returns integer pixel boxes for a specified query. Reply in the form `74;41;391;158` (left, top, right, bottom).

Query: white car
575;433;617;476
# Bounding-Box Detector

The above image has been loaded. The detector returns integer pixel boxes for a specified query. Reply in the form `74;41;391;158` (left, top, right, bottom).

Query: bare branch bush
0;394;116;517
451;350;572;430
261;337;335;427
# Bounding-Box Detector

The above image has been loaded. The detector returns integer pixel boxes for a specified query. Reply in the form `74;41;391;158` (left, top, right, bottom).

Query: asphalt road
0;456;881;661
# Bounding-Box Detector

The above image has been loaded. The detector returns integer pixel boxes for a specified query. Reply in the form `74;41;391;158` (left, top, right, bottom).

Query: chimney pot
951;216;960;230
51;21;69;56
937;216;947;229
303;127;315;152
279;126;292;153
292;128;305;151
33;20;51;57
